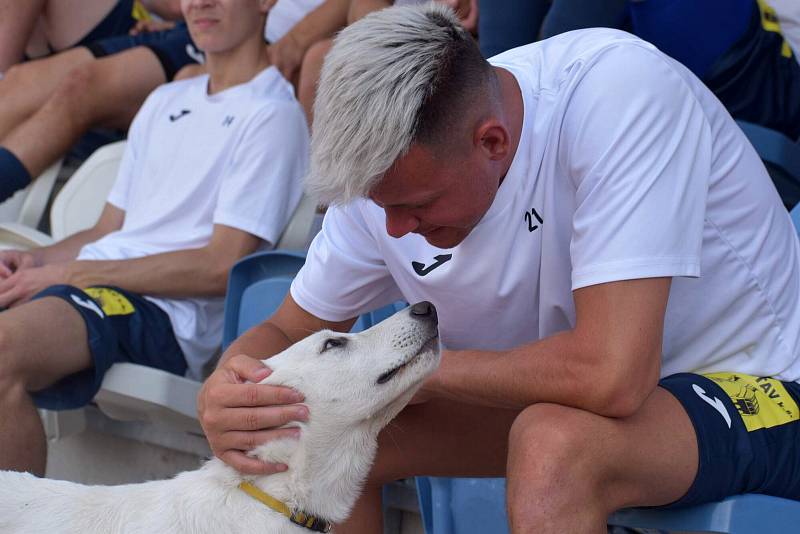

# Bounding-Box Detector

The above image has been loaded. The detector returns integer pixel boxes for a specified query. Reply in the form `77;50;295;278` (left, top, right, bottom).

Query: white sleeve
291;202;403;322
106;92;156;210
563;44;713;290
213;102;308;246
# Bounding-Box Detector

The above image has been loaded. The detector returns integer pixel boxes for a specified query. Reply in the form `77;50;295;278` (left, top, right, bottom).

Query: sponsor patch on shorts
704;372;799;431
84;287;136;316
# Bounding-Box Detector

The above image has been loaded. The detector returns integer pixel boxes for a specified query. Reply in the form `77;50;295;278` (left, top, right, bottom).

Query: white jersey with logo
79;67;308;378
292;29;800;381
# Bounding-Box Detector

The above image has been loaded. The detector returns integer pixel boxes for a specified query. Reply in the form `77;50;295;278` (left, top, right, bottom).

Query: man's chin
422;228;467;249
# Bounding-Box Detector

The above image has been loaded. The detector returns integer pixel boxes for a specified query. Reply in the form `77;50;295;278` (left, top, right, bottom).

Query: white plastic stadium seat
0;142;123;248
0;159;62;235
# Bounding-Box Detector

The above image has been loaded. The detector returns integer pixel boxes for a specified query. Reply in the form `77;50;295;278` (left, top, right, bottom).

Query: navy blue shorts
660;372;800;507
85;23;202;81
30;285;186;411
74;0;140;50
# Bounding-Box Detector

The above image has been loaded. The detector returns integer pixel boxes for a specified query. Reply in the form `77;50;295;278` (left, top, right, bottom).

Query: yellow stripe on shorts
83;287;136;316
704;372;799;432
132;0;152;22
758;0;793;58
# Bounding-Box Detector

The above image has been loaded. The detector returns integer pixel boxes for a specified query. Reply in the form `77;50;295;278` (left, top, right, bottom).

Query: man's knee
508;404;596;487
46;62;102;122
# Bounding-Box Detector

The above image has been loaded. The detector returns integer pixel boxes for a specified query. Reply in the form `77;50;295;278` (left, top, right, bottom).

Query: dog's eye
322;337;347;352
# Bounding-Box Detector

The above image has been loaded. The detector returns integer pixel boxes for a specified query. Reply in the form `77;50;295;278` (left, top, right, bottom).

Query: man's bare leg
0;297;92;475
1;46;166;179
339;387;699;534
40;0;117;52
0;0;46;72
338;399;519;533
505;388;698;533
0;47;94;139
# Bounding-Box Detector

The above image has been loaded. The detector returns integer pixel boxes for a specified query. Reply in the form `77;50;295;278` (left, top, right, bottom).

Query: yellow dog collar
239;482;332;533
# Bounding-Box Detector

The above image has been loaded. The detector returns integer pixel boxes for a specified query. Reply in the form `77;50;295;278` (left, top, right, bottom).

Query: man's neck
205;35;271;95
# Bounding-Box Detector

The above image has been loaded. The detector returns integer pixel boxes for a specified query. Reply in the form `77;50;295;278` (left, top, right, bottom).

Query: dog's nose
410;301;437;322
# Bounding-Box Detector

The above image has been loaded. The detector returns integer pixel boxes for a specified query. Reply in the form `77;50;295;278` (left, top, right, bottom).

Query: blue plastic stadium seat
223;250;406;344
417;477;509;534
223;250;307;349
736;120;800;208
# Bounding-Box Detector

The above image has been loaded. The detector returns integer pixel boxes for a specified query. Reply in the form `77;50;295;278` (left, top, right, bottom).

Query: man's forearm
288;0;350;49
64;247;230;298
33;227;110;266
431;329;660;418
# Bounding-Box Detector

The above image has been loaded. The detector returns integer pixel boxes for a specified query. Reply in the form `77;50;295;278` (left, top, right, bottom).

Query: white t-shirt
79;67;308;379
292;29;800;381
265;0;324;43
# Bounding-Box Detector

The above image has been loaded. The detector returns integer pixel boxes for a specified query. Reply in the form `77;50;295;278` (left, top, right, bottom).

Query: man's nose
384;207;419;238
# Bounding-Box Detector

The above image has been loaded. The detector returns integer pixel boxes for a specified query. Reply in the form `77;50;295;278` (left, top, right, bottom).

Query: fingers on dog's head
226;354;271;383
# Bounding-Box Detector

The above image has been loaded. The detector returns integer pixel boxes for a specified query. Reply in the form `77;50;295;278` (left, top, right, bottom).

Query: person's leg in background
0;47;166;202
0;48;96;141
540;0;628;40
0;0;47;74
0;25;198;203
0;0;122;74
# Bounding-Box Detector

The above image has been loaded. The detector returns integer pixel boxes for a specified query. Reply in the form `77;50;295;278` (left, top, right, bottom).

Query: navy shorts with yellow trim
30;284;186;411
660;372;800;507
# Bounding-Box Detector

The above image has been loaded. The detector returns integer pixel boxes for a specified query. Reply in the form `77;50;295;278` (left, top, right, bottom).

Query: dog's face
262;302;440;429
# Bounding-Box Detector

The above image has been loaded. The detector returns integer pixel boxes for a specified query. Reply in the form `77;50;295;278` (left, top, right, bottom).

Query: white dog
0;302;440;533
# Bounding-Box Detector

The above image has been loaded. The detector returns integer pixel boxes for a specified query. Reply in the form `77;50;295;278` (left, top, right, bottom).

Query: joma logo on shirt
411;254;452;276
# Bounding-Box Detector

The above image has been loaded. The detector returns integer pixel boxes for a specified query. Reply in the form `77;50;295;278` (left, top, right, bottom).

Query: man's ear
474;118;510;162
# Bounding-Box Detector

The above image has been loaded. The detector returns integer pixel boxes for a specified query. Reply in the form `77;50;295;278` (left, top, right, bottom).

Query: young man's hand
198;353;309;474
0;249;37;279
0;262;67;307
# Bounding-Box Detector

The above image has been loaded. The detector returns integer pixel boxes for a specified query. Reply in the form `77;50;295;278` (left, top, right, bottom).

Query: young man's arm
0;223;261;307
269;0;351;82
0;202;125;277
198;292;357;474
427;277;671;418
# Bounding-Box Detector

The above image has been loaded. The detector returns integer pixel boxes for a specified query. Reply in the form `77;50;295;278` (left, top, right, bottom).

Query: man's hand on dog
198;354;309;474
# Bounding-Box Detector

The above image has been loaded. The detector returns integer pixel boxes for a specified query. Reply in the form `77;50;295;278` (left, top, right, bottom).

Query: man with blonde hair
200;3;800;532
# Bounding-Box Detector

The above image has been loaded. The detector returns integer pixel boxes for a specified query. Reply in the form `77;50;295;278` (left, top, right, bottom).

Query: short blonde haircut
307;2;491;205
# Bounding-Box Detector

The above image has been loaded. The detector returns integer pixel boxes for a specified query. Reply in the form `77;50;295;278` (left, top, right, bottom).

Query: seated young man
0;0;308;477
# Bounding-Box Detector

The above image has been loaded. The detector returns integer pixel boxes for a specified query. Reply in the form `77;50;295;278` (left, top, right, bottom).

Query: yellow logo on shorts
704;372;799;432
83;288;136;316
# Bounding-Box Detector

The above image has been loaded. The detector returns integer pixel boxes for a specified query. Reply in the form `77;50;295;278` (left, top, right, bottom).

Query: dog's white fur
0;305;440;533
